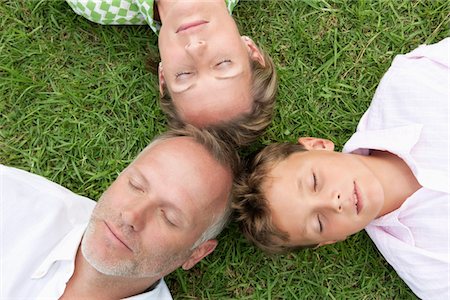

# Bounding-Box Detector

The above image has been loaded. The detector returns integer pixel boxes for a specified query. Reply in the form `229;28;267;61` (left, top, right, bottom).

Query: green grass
1;0;448;299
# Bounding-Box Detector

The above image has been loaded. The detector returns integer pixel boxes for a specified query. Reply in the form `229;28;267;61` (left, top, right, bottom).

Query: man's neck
359;150;421;217
60;248;161;300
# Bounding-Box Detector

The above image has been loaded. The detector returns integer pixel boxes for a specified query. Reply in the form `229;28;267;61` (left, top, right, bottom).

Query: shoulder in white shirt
0;164;172;300
343;38;450;300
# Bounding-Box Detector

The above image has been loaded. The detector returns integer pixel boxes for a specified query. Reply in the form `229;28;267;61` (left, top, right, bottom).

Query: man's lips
176;20;208;33
353;181;363;215
105;222;133;252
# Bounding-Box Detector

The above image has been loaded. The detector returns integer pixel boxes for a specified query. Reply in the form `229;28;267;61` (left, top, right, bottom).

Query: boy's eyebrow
296;178;304;193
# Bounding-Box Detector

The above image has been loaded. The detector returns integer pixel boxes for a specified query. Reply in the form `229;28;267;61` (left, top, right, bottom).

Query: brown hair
233;142;318;254
159;46;277;146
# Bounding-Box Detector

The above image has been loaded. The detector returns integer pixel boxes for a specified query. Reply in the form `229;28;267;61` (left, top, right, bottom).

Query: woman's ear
241;36;265;67
298;137;335;151
158;62;165;96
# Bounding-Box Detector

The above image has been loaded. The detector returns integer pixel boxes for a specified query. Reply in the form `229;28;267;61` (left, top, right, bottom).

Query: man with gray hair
1;126;239;299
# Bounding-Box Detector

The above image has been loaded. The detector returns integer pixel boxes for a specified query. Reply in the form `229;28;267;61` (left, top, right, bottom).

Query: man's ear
298;137;334;151
181;239;218;270
241;36;265;67
158;62;165;96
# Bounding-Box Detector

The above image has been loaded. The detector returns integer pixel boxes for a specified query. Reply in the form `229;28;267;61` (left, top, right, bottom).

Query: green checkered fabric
67;0;239;34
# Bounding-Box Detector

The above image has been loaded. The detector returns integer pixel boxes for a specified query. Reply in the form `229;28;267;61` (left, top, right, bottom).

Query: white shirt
343;38;450;299
0;164;172;300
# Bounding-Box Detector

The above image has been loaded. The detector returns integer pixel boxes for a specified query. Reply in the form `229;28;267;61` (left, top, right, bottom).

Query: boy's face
262;138;385;247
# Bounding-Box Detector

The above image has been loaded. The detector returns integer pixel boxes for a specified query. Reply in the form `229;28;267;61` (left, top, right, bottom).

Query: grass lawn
1;0;448;299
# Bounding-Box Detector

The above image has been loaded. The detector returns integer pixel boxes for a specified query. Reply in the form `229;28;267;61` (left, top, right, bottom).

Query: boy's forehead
270;151;307;173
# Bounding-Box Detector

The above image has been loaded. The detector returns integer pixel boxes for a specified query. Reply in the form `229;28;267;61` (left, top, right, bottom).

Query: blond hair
159;46;277;146
233;142;318;254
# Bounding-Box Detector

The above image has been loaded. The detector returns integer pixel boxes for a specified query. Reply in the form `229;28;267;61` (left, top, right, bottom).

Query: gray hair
137;126;240;250
191;202;232;249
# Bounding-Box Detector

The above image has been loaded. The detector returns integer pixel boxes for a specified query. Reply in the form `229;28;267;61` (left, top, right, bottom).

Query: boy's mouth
176;20;209;33
353;181;363;215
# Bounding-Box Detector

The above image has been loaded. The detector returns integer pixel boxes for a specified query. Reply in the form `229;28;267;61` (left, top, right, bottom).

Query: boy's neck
360;150;421;217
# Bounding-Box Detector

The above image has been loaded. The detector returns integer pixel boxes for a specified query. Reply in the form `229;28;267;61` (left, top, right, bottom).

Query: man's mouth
353;181;363;215
105;222;133;252
176;20;209;33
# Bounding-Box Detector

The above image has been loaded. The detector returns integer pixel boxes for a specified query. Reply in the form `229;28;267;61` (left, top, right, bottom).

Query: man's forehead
133;136;231;197
137;137;201;159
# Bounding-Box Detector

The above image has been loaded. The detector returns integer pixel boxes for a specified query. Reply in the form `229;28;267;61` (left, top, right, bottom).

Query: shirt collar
30;224;170;299
31;223;86;279
343;124;423;158
343;123;448;193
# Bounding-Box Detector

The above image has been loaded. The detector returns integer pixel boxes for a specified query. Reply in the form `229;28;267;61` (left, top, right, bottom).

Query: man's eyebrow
163;203;190;227
128;167;150;186
130;166;191;227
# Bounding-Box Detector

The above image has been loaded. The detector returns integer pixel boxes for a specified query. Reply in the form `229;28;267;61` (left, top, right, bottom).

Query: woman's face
158;0;263;127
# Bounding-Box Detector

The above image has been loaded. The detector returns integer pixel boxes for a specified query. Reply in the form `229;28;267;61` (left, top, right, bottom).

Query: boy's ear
316;235;348;248
158;62;165;96
298;137;334;151
181;239;218;270
241;36;265;67
316;240;338;248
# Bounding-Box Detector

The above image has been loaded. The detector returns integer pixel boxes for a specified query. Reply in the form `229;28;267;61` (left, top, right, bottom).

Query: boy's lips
353;181;363;215
176;20;209;33
104;221;133;252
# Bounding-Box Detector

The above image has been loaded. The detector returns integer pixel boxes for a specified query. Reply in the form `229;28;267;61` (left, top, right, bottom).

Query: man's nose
185;40;207;58
121;200;150;232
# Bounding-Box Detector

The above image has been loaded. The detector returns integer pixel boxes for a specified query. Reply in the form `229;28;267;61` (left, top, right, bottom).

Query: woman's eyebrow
172;83;195;94
215;69;244;80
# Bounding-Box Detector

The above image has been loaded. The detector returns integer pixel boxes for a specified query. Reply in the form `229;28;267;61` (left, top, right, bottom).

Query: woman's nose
185;40;207;57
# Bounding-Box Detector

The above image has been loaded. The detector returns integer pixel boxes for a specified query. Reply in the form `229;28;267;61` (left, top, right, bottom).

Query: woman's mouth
176;20;209;33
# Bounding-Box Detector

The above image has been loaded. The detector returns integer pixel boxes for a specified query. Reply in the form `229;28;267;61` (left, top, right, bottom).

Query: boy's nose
185;40;207;58
329;191;343;213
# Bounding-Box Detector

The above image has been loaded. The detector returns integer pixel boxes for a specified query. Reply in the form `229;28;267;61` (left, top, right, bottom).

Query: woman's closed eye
175;71;193;79
215;59;231;68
